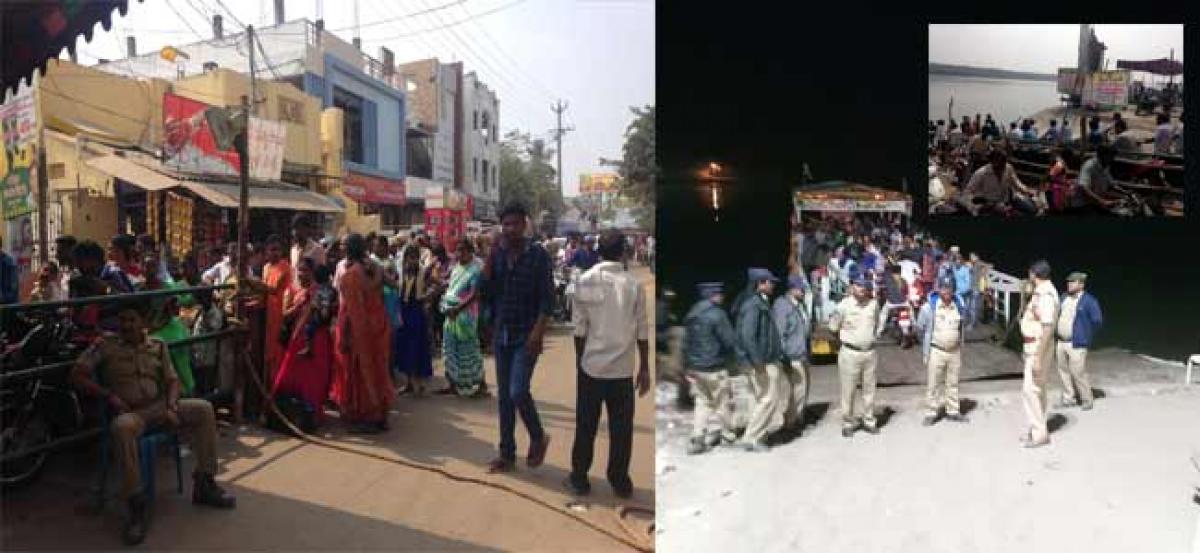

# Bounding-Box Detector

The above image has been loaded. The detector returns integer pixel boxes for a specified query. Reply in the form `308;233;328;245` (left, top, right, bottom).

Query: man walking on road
772;275;811;434
1055;272;1103;411
916;277;969;426
482;203;554;473
1019;260;1058;448
733;268;787;452
829;275;884;438
682;282;739;455
566;230;650;498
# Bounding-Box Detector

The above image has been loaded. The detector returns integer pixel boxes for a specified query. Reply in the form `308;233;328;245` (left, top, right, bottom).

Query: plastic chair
1186;354;1199;386
94;402;184;509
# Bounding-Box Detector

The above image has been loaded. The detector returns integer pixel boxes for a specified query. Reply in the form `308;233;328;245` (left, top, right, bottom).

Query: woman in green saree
439;238;484;397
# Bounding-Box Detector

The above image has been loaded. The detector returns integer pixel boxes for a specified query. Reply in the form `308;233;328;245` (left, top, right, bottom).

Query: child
29;262;62;302
298;264;338;357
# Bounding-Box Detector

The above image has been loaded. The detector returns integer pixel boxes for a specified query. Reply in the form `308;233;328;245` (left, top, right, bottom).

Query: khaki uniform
783;360;808;428
685;369;735;442
740;362;788;444
926;300;963;416
1055;294;1093;404
77;335;219;498
830;297;881;429
1019;280;1059;442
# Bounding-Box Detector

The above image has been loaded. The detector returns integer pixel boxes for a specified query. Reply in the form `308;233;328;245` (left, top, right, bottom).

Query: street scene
1;0;655;550
928;24;1185;217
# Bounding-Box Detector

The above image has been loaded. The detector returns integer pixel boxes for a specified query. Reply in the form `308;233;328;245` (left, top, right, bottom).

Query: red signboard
343;171;406;206
162;92;241;176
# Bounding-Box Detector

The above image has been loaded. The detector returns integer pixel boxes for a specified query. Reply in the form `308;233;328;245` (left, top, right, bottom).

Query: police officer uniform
829;276;884;437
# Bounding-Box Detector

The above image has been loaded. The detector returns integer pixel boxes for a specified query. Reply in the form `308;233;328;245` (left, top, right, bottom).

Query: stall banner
1087;70;1130;107
343;171;406;206
163;92;287;181
1;93;37;219
798;199;910;214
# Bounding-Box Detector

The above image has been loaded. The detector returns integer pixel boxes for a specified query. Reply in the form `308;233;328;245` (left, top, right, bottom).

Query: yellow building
24;59;343;261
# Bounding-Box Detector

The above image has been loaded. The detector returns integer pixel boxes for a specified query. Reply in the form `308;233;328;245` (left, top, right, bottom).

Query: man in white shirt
290;215;326;286
961;150;1039;215
1019;260;1058;448
1152;112;1172;156
201;243;237;286
567;229;649;498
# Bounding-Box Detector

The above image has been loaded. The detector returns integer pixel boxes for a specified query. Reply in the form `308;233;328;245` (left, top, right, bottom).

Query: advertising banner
1088;70;1129;107
344;171;406;206
1;93;38;219
1056;68;1079;95
579;172;620;195
163;92;287;181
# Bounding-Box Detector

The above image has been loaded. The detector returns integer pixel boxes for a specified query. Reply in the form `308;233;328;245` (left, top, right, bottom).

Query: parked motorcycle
0;314;92;489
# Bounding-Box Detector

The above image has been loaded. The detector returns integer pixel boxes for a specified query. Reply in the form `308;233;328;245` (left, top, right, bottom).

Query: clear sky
929;24;1183;74
68;0;655;197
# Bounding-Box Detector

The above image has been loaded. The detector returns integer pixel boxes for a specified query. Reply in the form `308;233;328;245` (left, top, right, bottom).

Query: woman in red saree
331;233;393;433
272;258;335;424
262;236;294;383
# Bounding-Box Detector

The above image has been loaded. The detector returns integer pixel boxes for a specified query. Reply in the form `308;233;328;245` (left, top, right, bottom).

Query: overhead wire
328;0;468;33
359;0;528;41
456;1;558;102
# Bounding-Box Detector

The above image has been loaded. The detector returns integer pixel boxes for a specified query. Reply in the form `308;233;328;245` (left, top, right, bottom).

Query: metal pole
36;95;49;269
236;25;255;285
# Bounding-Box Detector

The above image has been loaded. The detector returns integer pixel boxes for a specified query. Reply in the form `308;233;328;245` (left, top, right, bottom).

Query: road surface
657;350;1200;553
1;267;656;551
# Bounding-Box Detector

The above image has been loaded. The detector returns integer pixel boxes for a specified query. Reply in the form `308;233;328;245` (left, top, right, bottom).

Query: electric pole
551;100;573;204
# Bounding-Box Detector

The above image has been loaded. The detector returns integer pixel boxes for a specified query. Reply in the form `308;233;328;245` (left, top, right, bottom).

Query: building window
278;97;305;124
493;166;498;190
473;110;478;130
481;159;489;192
333;86;364;164
481;112;491;143
473;158;478;183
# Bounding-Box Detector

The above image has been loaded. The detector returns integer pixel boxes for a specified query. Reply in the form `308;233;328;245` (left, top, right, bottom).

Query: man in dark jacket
1055;272;1103;410
682;282;738;455
734;267;786;452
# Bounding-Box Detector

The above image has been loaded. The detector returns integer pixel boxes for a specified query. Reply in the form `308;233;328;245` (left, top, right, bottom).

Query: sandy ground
1;267;656;551
656;350;1200;553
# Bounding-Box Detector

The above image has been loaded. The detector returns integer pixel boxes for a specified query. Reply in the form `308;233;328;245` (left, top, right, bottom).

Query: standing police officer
682;282;739;455
829;275;884;438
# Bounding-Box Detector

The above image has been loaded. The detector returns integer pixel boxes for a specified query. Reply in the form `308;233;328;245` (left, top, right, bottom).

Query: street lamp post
707;162;723;222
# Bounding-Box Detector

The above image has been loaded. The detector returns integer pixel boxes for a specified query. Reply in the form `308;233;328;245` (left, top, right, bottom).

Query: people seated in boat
934;119;948;151
981;114;1000;141
1006;122;1022;144
1040;119;1060;144
1153;112;1174;156
1102;112;1123;138
966;132;990;172
1020;119;1039;143
960;149;1040;216
1070;145;1121;213
1059;119;1073;145
947;121;965;150
1045;147;1077;213
1087;117;1105;148
961;115;974;136
1111;119;1143;155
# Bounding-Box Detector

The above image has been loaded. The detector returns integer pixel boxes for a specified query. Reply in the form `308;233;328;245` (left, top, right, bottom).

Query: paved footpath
657;353;1200;553
1;267;656;551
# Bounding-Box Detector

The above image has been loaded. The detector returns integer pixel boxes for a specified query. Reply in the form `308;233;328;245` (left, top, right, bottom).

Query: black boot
192;473;237;509
123;493;148;546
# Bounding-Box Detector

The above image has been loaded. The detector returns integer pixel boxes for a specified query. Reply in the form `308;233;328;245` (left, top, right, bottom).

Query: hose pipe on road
239;348;656;552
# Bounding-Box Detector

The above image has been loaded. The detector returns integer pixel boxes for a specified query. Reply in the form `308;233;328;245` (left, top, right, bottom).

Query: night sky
656;4;1199;358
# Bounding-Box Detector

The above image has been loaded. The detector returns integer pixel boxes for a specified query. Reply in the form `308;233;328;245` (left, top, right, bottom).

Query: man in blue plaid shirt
482;203;555;473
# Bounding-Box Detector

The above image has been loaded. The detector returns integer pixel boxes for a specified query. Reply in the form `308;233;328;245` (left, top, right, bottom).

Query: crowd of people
1;203;653;545
928;109;1184;216
676;213;1105;455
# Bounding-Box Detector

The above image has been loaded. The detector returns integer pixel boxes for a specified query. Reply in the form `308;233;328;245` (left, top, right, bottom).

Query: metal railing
1;284;243;463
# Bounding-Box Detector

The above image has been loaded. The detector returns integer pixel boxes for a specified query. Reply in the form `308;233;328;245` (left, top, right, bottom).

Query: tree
615;105;655;231
499;131;564;223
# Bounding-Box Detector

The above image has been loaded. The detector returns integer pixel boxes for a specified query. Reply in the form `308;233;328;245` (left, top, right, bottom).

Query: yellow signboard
579;172;620;195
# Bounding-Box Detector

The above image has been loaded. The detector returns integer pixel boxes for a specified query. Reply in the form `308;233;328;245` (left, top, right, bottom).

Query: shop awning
86;154;181;191
3;1;143;94
181;181;344;213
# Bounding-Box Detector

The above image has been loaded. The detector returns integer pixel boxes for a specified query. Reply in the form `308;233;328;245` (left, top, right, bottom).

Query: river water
928;73;1060;127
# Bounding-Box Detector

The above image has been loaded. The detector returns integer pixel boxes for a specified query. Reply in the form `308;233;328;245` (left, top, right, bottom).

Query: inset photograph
928;24;1185;217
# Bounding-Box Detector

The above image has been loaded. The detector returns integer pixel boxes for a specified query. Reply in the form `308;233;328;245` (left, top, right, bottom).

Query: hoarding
579;172;620;195
1;93;37;219
162;92;287;181
1087;70;1130;107
344;171;406;206
1057;68;1079;95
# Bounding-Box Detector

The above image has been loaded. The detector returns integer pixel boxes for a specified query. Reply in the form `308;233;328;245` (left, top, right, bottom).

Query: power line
456;2;557;102
329;0;468;32
360;0;528;41
165;0;207;41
